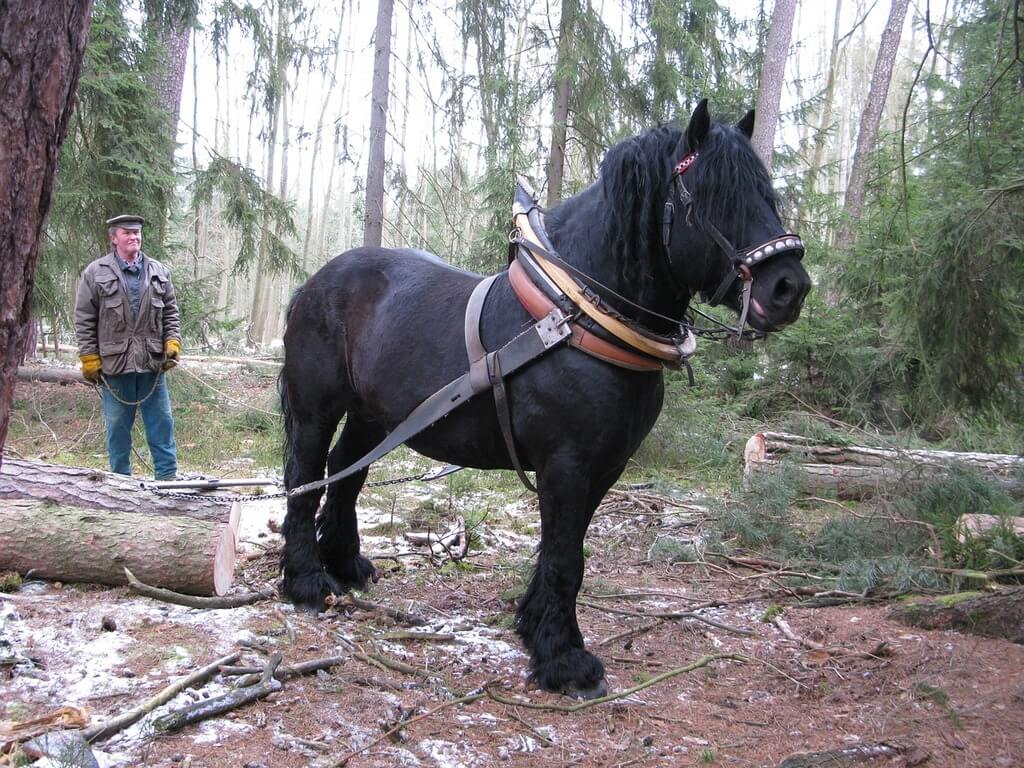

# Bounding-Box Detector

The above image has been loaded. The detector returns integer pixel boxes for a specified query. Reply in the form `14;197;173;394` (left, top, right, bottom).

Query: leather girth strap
465;274;538;492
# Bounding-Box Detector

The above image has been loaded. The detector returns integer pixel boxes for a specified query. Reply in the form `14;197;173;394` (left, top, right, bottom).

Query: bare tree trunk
546;0;577;207
807;0;844;197
148;15;192;165
836;0;911;249
0;1;93;467
364;0;395;248
751;0;797;170
395;3;414;242
302;6;346;270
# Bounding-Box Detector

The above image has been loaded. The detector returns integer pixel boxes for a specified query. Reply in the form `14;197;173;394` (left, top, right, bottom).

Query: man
75;214;181;480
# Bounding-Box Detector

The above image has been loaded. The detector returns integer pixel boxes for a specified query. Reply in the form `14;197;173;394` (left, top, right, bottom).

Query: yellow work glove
80;353;102;384
162;339;180;371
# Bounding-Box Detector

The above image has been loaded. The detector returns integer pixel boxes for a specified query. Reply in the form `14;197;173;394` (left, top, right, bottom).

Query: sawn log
744;431;1024;499
0;499;240;596
0;458;235;523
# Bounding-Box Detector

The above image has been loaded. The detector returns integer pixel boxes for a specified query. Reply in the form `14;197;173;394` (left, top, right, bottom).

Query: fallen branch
220;654;348;687
82;651;241;742
124;568;268;609
153;653;283;733
380;631;457;643
485;653;747;713
597;620;664;647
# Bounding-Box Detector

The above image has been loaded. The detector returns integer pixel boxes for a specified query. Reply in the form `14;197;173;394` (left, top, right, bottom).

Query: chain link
147;467;461;504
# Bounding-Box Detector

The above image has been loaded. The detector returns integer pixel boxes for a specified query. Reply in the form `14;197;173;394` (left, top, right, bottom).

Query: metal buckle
536;308;572;347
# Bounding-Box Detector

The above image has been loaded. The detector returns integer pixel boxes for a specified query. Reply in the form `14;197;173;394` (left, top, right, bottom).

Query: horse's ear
737;109;755;139
686;98;710;150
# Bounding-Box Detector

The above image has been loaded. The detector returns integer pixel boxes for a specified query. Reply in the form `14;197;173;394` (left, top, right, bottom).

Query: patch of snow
419;738;485;768
192;718;254;744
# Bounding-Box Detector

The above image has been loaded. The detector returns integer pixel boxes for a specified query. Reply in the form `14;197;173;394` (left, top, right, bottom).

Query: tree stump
889;589;1024;644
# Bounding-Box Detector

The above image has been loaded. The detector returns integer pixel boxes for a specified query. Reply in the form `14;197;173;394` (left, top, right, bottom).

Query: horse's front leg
515;465;619;699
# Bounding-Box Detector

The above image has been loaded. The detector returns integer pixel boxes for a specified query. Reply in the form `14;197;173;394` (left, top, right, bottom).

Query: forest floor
2;361;1023;768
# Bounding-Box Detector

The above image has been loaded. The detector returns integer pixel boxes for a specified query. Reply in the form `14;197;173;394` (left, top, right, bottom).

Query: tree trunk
751;0;797;170
0;458;240;523
836;0;911;248
0;1;93;470
364;0;395;248
744;432;1024;499
302;5;345;270
148;16;191;156
545;0;577;207
890;589;1024;644
0;499;240;596
806;0;843;198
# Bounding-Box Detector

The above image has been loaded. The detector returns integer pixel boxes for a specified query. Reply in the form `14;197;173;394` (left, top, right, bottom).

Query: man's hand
162;339;181;371
80;354;102;384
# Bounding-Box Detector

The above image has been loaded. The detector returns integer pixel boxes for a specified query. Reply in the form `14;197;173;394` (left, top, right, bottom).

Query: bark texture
890;589;1024;644
0;1;93;467
0;499;239;595
0;458;239;522
545;0;577;207
363;0;395;247
751;0;797;170
836;0;911;247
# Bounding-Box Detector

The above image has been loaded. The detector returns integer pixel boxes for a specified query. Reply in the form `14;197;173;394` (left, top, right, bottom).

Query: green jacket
74;252;181;375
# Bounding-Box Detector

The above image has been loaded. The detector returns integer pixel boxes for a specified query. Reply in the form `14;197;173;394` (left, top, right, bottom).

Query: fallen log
776;741;929;767
16;366;86;385
0;500;240;595
744;432;1024;499
889;588;1024;644
0;458;235;523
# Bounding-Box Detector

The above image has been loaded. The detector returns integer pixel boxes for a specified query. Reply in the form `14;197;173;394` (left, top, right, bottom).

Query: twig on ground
82;651;242;742
485;653;748;713
772;616;892;661
379;631;457;643
598;620;664;647
124;568;268;609
152;653;284;733
577;597;755;637
329;688;488;766
334;593;427;626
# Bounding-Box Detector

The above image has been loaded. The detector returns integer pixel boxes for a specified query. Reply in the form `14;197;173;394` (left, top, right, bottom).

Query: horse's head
663;99;811;333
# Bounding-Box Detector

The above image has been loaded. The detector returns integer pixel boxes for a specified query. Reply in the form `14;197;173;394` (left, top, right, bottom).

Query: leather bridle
661;149;805;334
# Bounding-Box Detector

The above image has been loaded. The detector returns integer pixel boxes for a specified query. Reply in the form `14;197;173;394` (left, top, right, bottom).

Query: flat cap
105;214;145;230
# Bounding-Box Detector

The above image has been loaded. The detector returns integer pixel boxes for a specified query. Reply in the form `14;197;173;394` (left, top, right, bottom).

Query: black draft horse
279;101;811;698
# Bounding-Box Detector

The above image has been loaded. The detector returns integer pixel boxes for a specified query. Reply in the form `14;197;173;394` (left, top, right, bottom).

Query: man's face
110;227;142;260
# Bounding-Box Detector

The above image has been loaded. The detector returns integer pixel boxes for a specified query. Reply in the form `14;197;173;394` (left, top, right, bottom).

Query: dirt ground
3;372;1024;768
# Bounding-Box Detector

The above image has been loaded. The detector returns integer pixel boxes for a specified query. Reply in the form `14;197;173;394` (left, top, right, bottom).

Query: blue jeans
101;372;178;480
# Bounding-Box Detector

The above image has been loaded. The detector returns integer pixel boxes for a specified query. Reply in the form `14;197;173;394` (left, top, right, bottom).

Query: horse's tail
278;287;302;485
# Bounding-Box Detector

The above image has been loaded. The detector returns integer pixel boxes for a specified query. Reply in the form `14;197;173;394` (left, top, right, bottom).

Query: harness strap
464;274;538;491
288;304;571;499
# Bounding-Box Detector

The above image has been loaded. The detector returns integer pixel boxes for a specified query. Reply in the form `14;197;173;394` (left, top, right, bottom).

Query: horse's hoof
323;553;378;591
281;568;343;611
563;678;608;701
530;647;606;699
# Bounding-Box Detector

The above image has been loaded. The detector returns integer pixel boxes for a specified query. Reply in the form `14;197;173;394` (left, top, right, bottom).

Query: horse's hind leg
515;462;623;699
317;416;385;589
280;392;345;609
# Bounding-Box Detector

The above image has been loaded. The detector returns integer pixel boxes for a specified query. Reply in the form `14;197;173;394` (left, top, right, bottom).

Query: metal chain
147;467;463;504
97;372;163;406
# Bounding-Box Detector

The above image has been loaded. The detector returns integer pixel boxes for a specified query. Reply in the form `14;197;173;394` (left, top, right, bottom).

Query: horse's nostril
774;277;794;300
